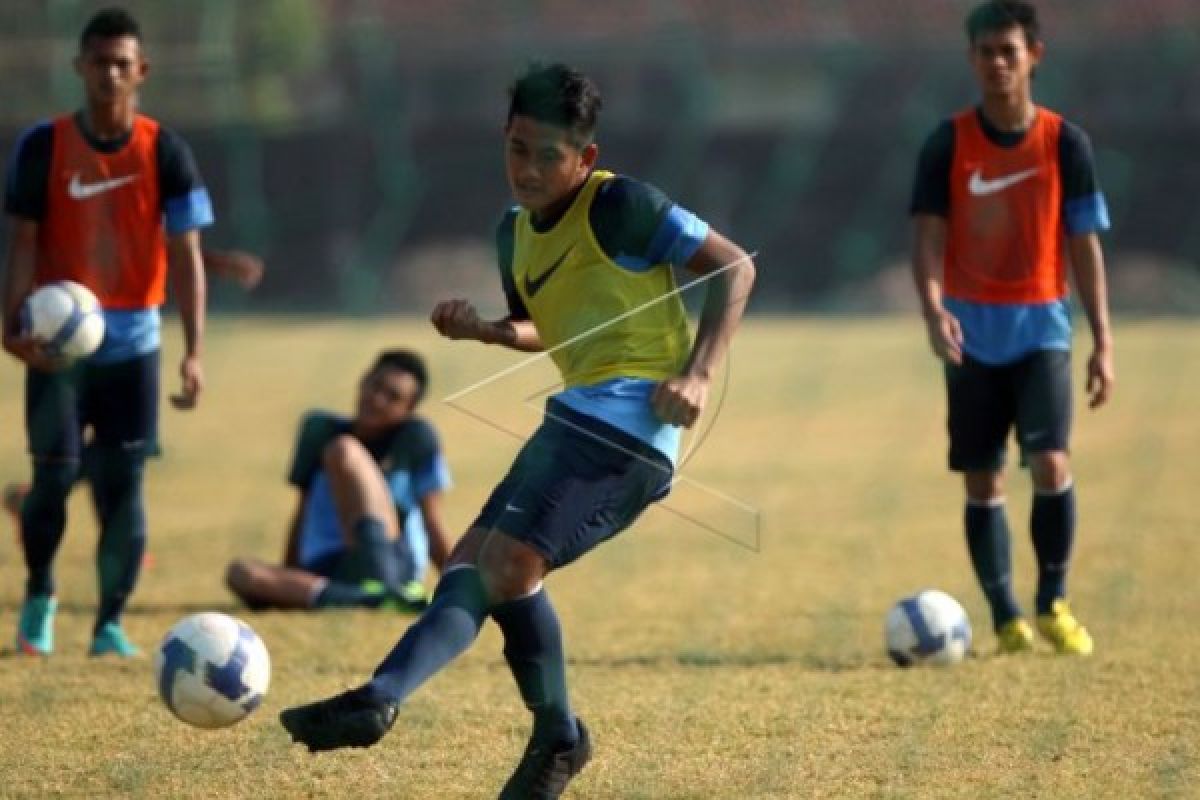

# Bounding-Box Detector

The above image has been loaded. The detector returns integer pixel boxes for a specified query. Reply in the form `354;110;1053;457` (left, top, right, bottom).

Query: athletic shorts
472;399;674;569
945;349;1071;472
25;350;159;461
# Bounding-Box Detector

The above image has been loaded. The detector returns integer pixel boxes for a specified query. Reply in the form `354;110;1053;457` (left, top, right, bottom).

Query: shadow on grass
564;650;880;673
0;601;243;615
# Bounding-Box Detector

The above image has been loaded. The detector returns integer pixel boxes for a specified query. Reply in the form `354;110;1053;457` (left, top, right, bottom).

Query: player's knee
1029;451;1071;492
225;559;256;594
31;460;81;498
321;434;368;473
477;534;546;602
964;470;1004;504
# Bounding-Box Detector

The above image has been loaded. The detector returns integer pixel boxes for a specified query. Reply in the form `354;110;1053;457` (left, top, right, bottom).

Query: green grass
0;317;1197;798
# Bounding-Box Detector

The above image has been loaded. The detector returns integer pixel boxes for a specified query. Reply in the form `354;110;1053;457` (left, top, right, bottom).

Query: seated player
224;349;453;611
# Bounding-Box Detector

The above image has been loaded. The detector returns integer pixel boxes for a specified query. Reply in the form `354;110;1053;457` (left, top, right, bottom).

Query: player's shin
965;500;1023;629
491;587;578;747
1031;482;1076;614
90;449;147;633
20;461;79;597
368;565;488;703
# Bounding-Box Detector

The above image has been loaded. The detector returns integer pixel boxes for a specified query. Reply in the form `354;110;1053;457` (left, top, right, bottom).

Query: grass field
0;317;1197;799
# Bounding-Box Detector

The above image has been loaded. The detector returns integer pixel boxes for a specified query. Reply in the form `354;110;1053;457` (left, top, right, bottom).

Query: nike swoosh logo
522;246;573;297
967;167;1039;197
68;173;138;200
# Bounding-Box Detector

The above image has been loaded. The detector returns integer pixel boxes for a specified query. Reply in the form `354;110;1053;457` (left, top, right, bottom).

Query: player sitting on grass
279;62;756;800
910;0;1114;655
224;349;452;612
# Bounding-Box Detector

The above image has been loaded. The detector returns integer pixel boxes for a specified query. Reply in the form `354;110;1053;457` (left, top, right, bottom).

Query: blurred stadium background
2;0;1197;316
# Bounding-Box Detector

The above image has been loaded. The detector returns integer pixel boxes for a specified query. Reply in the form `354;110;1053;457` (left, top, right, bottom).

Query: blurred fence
2;0;1198;313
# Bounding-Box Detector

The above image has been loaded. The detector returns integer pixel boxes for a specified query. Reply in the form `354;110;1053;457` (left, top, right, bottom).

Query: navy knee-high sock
1032;484;1076;614
89;450;147;633
491;588;577;746
965;501;1022;630
20;461;79;597
368;566;488;703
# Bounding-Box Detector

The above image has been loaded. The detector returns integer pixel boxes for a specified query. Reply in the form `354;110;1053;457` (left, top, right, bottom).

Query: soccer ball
22;280;105;362
885;589;972;667
156;613;270;729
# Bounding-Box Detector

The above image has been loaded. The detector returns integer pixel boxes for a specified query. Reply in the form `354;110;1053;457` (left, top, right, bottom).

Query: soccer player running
281;63;756;798
2;8;212;657
910;0;1114;656
224;350;453;612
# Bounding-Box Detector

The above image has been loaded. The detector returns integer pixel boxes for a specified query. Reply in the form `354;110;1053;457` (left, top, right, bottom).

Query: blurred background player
280;63;756;799
910;0;1114;655
224;349;452;612
1;7;211;657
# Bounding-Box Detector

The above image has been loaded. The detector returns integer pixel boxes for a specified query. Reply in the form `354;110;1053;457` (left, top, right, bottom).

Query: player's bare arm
651;229;756;429
910;213;963;365
1067;232;1114;409
167;229;206;410
282;492;307;568
1;217;60;371
430;297;543;352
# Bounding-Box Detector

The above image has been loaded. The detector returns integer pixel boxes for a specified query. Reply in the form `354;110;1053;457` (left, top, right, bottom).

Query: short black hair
507;63;603;148
80;7;142;51
966;1;1040;47
371;349;429;406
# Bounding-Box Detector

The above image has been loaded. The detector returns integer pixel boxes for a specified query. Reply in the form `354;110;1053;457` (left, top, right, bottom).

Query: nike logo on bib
967;167;1039;197
68;173;138;200
523;246;573;297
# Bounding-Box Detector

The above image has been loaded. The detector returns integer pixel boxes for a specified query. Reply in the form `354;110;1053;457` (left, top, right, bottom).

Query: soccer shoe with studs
498;718;592;800
89;622;141;657
280;684;399;752
16;594;57;656
1037;599;1094;656
995;617;1035;654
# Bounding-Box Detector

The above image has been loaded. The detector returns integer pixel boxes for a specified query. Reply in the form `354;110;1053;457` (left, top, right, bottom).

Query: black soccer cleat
498;718;593;800
279;684;398;753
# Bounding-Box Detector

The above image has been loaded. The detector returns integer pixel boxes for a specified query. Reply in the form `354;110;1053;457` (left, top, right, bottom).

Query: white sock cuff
1035;478;1074;497
307;577;329;608
967;496;1007;508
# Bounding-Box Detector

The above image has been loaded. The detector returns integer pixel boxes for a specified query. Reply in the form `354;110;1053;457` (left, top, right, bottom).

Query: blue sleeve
1059;121;1110;236
395;418;451;499
156;126;214;235
589;175;710;272
4;122;54;221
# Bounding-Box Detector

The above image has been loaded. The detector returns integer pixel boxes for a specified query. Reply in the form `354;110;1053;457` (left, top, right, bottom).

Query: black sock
21;462;79;597
89;449;147;633
314;580;381;608
346;515;401;590
368;566;489;704
1032;484;1076;615
965;502;1022;630
491;588;577;747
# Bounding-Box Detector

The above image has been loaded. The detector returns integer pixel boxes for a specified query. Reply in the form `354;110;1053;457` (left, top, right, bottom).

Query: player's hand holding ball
431;298;490;342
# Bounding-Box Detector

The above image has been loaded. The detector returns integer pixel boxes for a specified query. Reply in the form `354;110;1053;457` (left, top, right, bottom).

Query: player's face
75;35;147;107
504;115;597;215
355;368;419;430
969;27;1042;98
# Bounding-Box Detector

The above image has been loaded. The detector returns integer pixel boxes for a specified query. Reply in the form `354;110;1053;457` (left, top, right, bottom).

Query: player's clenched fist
431;298;486;341
651;374;710;428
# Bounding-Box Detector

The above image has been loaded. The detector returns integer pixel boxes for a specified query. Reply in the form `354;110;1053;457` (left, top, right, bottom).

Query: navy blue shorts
945;349;1072;472
472;399;674;569
25;351;159;461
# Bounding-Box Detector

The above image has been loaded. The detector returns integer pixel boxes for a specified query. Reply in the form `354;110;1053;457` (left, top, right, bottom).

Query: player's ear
1029;39;1045;67
580;142;599;170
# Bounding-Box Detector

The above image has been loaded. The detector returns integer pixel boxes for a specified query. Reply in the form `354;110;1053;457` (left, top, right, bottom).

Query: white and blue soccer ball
885;589;972;667
156;612;270;729
22;280;105;362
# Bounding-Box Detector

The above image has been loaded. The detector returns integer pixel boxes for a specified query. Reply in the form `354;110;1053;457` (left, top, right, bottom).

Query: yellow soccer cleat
1037;599;1094;656
996;617;1035;654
